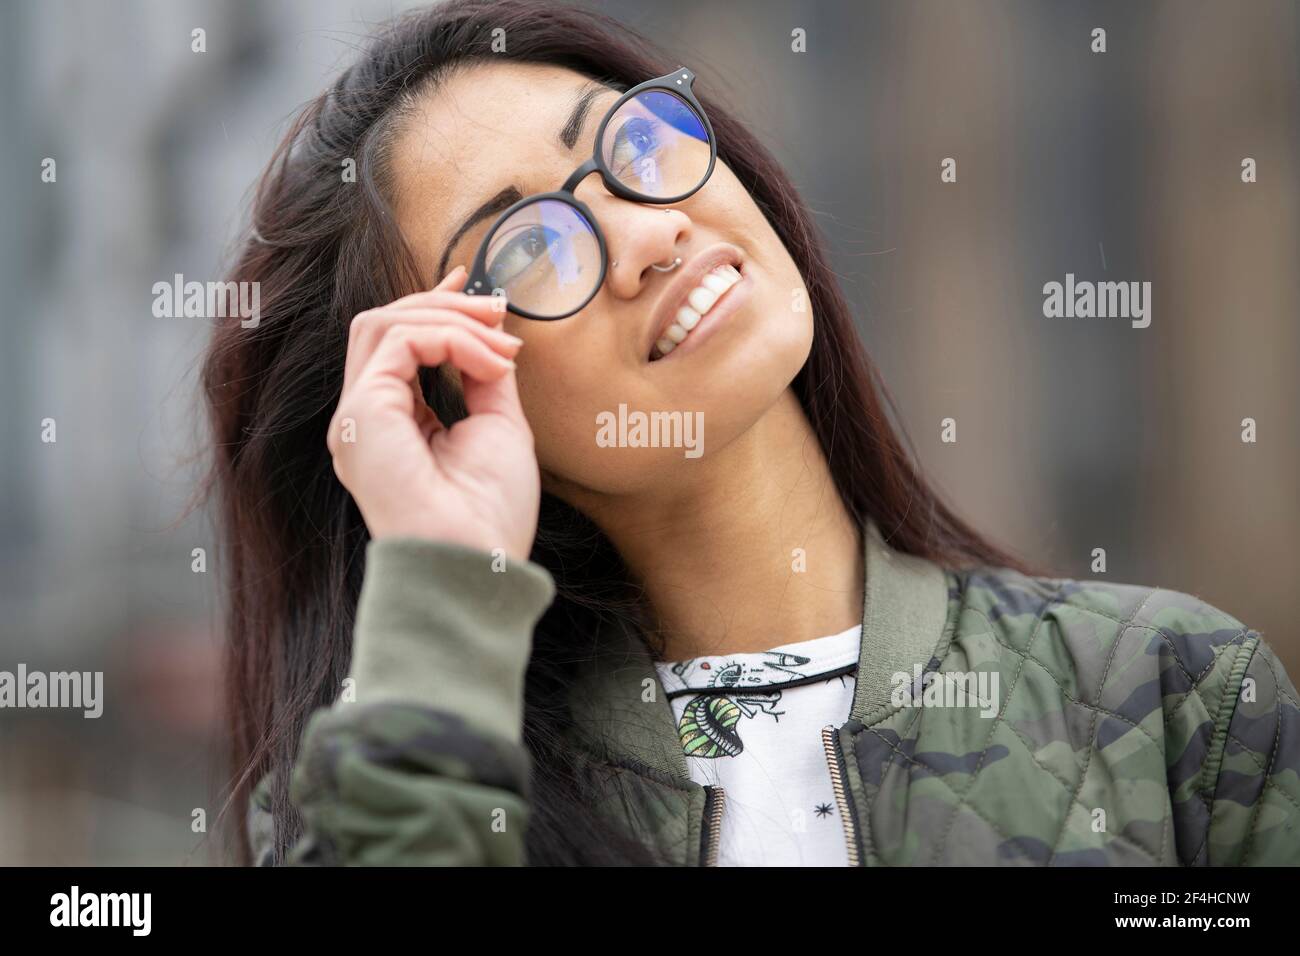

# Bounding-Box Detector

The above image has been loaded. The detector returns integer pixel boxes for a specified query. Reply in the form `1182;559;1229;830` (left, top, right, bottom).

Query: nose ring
614;210;683;273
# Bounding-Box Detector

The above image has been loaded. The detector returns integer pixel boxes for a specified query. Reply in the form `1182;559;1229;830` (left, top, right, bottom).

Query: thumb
462;360;528;428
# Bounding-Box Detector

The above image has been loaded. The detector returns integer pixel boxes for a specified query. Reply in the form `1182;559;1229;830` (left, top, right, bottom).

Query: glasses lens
484;199;602;318
600;90;711;199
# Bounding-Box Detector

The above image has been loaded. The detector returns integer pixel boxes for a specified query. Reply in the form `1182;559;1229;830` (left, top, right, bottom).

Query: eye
608;116;662;179
487;224;559;287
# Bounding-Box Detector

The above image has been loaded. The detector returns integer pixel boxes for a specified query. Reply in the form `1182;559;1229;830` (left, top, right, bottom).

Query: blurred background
0;0;1295;864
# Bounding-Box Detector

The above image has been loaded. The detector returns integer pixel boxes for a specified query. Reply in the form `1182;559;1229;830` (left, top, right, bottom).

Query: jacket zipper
699;784;726;866
820;725;861;866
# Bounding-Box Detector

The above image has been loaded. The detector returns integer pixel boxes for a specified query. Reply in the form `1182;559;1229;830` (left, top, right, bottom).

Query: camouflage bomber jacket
250;521;1300;866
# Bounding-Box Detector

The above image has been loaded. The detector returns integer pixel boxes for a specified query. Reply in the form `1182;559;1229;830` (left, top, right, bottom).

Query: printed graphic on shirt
655;626;863;865
665;649;856;759
678;691;780;757
666;649;823;691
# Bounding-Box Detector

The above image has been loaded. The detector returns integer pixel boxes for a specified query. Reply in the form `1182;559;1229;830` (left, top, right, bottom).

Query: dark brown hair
201;0;1034;865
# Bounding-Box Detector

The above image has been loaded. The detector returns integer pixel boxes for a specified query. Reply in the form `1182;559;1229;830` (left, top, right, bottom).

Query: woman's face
389;61;812;500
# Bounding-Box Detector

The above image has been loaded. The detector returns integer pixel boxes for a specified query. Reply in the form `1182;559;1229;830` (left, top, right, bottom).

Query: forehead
388;61;615;268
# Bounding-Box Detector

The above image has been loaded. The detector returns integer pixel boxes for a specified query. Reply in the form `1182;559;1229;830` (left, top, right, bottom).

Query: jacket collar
563;518;951;780
850;520;952;721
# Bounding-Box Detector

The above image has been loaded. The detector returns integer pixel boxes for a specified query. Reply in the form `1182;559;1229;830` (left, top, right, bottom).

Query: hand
327;267;540;562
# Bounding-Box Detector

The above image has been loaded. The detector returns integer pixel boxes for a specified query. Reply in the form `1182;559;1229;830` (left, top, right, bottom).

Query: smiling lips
650;264;743;360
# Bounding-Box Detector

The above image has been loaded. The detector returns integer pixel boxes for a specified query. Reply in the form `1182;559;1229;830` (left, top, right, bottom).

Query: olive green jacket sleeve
1205;636;1300;864
272;537;556;866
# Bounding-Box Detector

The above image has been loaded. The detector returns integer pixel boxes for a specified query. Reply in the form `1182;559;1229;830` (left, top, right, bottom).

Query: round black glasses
461;67;716;320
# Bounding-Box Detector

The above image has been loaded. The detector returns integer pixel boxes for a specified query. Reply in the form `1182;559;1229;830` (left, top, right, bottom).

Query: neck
576;389;864;662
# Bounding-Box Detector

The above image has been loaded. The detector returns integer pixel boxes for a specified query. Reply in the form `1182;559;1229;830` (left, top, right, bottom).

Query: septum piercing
610;256;681;271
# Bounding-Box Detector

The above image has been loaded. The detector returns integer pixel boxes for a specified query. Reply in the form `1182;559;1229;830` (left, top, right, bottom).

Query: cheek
511;336;612;477
514;328;712;495
517;307;814;498
699;160;769;229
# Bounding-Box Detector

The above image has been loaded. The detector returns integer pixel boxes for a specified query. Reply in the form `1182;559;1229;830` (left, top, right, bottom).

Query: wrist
365;511;531;563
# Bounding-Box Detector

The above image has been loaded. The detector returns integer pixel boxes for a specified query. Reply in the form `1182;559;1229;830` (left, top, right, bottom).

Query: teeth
701;272;732;294
650;263;743;360
687;286;718;313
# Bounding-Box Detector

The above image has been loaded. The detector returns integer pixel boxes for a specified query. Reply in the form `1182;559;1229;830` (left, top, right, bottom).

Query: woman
204;0;1299;866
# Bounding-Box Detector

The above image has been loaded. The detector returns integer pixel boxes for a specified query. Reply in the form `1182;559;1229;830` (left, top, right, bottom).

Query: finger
344;309;521;394
409;376;445;438
364;308;522;350
412;393;444;443
387;288;511;324
434;264;467;292
387;268;510;324
461;350;528;427
360;324;515;398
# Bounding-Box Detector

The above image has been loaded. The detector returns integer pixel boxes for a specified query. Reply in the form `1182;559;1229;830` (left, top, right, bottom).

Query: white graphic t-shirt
653;625;862;866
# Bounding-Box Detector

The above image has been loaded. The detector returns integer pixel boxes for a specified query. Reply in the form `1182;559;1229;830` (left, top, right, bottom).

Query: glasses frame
461;66;717;321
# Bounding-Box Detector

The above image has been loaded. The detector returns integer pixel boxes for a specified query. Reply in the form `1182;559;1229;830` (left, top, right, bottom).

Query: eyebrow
436;186;524;281
559;83;608;150
435;81;615;281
